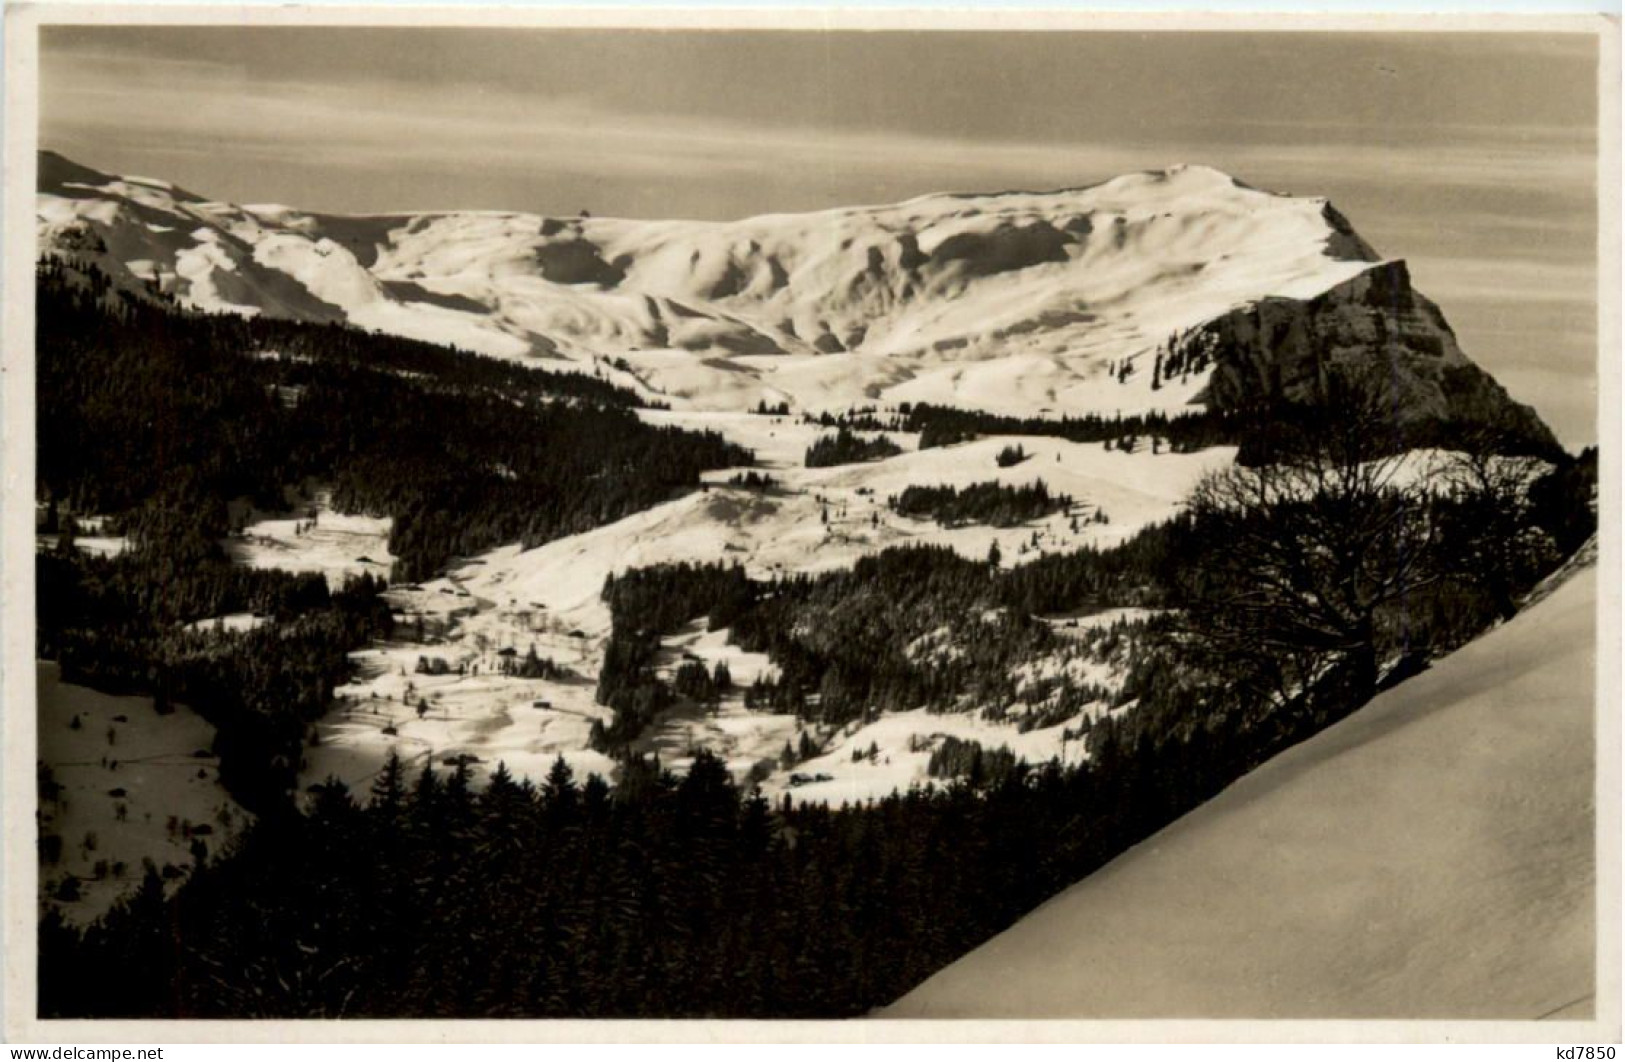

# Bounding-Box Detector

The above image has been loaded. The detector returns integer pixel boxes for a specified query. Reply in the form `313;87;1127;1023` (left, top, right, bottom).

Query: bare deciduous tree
1180;372;1449;710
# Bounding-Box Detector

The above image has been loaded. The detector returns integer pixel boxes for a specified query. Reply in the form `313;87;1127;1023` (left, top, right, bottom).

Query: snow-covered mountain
887;558;1596;1019
36;150;1549;443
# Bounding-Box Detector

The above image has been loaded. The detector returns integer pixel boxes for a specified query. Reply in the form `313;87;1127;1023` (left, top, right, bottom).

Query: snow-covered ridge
38;150;1470;422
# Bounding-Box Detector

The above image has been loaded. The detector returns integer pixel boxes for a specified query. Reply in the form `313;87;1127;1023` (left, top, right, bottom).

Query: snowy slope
298;419;1233;799
37;663;250;926
39;149;1542;435
886;564;1597;1020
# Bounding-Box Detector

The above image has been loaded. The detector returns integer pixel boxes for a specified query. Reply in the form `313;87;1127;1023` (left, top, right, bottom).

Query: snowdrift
887;565;1597;1020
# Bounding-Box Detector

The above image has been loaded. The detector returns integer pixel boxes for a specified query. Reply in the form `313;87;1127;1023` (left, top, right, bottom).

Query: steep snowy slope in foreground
888;564;1597;1020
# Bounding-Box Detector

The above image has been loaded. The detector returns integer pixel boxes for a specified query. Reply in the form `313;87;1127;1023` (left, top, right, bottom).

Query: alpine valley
34;149;1595;1019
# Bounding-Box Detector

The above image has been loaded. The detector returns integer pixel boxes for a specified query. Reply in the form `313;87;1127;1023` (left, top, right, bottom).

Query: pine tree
411;762;441;823
543;755;579;821
370;750;406;819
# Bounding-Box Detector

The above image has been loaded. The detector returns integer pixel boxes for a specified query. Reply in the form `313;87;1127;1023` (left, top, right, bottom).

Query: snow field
224;489;395;589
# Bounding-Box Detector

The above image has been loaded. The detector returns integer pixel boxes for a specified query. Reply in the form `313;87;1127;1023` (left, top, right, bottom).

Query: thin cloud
43;45;1594;216
1408;256;1597;307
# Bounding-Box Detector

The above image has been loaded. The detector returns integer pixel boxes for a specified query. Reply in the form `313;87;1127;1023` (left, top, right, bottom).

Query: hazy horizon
39;27;1601;448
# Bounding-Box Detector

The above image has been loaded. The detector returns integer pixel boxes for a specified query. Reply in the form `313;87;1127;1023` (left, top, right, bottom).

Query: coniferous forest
803;427;905;468
37;260;752;583
890;480;1073;527
33;258;1598;1019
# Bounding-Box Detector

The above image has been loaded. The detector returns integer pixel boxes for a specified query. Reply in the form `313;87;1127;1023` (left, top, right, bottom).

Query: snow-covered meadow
36;663;250;926
225;489;395;589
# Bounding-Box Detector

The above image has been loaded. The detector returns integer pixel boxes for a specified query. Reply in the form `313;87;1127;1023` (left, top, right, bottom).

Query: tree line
896;397;1563;463
37;727;1338;1019
901;402;1245;453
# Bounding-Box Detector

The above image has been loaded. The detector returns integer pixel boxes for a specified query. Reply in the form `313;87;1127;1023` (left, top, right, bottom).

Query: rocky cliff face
1169;260;1558;450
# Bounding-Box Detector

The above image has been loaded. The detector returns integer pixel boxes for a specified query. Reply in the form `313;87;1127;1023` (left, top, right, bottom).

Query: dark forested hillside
591;546;1069;741
37;543;392;812
39;745;1239;1020
591;389;1594;760
585;523;1183;746
36;259;753;583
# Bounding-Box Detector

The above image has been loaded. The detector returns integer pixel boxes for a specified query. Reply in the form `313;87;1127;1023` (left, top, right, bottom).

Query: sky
39;27;1601;448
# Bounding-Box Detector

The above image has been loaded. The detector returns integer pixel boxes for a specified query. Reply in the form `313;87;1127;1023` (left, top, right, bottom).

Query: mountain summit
37;149;1552;446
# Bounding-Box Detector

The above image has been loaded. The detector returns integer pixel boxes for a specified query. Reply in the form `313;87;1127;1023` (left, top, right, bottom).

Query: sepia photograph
1;6;1617;1044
